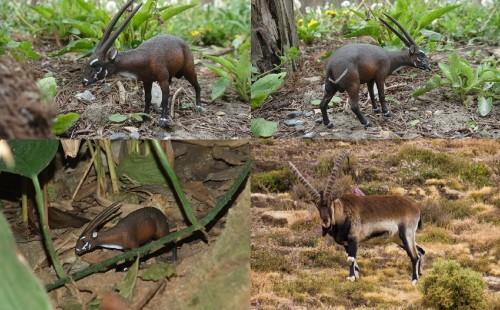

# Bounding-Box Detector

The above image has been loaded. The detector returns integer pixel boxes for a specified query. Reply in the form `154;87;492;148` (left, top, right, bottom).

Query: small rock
305;111;313;117
102;84;113;94
303;132;315;138
284;119;304;127
425;110;433;118
295;125;305;132
410;107;418;111
379;130;400;139
108;132;129;140
319;132;329;137
313;109;321;114
261;210;310;227
216;111;226;116
304;76;321;83
286;111;303;119
434;110;444;115
129;131;140;139
441;186;465;200
75;90;96;102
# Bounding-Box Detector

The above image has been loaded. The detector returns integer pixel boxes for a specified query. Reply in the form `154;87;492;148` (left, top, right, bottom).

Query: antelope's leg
347;86;370;127
367;80;380;113
417;245;425;276
318;78;337;128
158;78;171;128
143;81;153;114
376;80;391;117
184;71;203;113
346;239;359;281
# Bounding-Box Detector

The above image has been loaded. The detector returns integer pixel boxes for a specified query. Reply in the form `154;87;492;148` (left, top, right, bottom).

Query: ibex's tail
328;68;348;84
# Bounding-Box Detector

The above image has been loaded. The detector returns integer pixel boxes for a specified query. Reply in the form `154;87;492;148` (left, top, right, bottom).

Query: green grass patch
251;168;293;193
298;249;345;268
269;231;320;248
251;245;293;273
418;227;454;244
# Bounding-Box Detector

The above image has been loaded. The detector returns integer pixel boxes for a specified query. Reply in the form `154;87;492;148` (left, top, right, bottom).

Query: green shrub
419;259;488;310
251;168;293;193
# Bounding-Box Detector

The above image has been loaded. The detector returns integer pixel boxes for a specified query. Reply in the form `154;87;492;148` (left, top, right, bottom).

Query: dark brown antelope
75;202;176;260
288;152;425;285
82;0;202;128
318;14;431;128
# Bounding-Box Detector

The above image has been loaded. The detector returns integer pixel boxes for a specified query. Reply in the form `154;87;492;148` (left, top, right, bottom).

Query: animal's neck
113;50;142;76
388;50;412;74
95;228;126;249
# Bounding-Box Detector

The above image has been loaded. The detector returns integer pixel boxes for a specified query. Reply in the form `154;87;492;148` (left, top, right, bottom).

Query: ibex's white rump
289;152;425;284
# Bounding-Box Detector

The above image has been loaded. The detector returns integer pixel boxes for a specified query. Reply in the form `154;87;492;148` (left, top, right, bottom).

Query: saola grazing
288;152;425;285
318;14;431;128
75;202;176;260
82;0;202;128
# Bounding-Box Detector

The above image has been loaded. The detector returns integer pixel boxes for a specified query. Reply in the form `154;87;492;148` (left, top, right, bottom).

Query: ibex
75;202;176;260
319;14;431;128
82;0;202;128
288;152;425;285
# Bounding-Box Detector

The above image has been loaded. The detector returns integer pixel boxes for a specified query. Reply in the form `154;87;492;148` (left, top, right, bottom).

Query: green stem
150;140;204;232
45;160;250;291
21;179;28;224
32;175;67;279
103;140;119;194
87;141;104;195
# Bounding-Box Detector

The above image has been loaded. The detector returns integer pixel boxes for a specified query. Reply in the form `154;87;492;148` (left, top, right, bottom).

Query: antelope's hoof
195;105;206;113
315;117;323;124
326;122;334;129
383;111;392;118
159;117;172;128
373;107;381;114
347;276;356;282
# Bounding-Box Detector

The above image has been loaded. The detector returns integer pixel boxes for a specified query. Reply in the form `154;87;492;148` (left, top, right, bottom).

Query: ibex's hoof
195;106;206;113
383;111;392;117
159;117;172;128
347;276;356;282
411;279;417;286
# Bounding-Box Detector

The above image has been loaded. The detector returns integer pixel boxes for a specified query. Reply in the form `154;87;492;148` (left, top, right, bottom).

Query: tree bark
251;0;299;74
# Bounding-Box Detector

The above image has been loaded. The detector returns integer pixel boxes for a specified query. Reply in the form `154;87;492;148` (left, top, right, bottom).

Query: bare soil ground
3;141;250;309
30;40;250;139
251;139;500;309
252;39;500;139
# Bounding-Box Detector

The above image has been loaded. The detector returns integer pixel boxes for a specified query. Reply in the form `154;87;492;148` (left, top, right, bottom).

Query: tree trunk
251;0;299;74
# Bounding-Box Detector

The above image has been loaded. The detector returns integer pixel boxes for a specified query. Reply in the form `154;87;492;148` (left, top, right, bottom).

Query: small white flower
105;1;117;13
293;0;302;10
341;1;351;8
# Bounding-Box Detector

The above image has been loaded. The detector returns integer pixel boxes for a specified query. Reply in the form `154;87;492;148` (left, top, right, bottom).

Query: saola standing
319;14;431;128
82;0;202;128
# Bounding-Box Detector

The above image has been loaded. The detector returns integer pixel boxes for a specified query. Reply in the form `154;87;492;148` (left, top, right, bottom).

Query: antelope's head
379;13;431;71
75;202;122;255
82;0;142;86
288;152;349;235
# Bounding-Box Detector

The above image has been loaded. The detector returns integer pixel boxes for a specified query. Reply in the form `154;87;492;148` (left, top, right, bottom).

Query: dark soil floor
30;40;250;139
252;38;500;139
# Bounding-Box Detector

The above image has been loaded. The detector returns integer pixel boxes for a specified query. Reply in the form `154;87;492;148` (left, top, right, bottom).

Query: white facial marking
90;58;99;66
104;69;108;78
96;67;103;74
92;231;97;238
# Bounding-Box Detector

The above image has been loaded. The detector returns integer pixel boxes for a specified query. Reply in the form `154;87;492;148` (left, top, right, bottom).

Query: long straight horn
379;17;411;47
383;13;416;46
288;162;321;204
80;201;122;236
323;151;349;201
97;0;137;50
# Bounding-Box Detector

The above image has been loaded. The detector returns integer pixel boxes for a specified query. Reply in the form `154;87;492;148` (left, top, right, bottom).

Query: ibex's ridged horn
323;151;349;201
97;0;137;50
382;13;416;46
80;201;122;236
288;161;321;204
378;17;411;47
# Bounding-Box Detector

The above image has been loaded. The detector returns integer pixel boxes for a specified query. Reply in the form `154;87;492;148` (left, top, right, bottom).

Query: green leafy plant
413;54;499;116
206;40;251;102
52;113;80;135
0;30;40;60
251;72;286;109
419;259;487;310
251;118;278;138
37;76;57;103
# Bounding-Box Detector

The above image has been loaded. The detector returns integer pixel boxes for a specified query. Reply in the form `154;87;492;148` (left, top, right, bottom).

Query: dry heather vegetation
251;139;500;309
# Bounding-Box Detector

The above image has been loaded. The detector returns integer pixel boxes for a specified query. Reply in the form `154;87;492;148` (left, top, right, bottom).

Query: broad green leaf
51;38;96;56
412;74;442;97
108;114;128;123
52;113;80;135
418;5;460;29
211;77;231;101
141;262;176;282
31;6;54;20
0;214;52;310
477;97;493;117
438;63;453;83
346;23;380;39
420;29;443;41
115;257;139;301
205;64;230;79
251;118;278;138
311;99;321;106
160;1;199;21
251;72;287;109
62;20;100;38
37;77;57;103
132;0;155;29
75;0;94;12
0;140;59;178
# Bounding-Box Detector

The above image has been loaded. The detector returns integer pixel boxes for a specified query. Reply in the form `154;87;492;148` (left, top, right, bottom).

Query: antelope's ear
409;45;417;55
107;48;118;61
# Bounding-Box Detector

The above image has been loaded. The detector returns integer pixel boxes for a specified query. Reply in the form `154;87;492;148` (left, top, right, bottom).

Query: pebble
410;107;418;111
216;111;226;116
434;110;444;115
295;125;305;132
108;132;129;140
303;132;315;138
75;90;96;102
286;111;303;119
319;132;330;137
305;111;313;117
284;119;304;126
